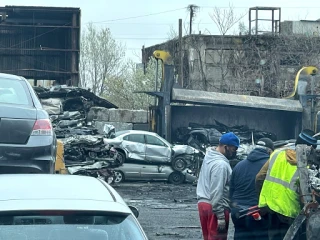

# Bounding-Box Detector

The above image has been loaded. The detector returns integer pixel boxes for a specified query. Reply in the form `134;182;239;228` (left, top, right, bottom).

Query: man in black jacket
230;138;274;240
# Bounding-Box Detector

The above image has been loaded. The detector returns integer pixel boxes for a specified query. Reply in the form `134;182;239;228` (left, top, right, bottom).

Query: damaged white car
104;130;203;172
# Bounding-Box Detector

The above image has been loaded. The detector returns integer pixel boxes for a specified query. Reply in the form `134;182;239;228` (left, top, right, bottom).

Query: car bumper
0;136;56;173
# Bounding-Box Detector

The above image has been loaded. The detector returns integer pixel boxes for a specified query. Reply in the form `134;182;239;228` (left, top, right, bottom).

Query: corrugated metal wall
0;6;80;86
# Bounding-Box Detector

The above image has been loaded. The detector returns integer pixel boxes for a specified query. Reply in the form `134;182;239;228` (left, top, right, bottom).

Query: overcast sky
2;0;320;62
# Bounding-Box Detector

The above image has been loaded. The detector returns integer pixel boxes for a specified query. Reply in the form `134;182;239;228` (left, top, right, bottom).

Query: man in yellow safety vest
255;129;318;240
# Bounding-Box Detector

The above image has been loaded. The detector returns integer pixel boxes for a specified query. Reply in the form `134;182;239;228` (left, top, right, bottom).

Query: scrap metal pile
34;86;120;181
175;120;277;165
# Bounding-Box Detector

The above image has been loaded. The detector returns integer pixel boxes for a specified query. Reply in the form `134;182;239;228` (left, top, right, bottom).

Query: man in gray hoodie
197;132;240;240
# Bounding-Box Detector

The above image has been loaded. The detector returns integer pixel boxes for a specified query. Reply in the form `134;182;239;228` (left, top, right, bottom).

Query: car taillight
31;119;53;136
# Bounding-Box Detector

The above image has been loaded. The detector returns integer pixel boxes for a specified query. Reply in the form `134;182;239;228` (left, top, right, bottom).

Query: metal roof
172;88;303;112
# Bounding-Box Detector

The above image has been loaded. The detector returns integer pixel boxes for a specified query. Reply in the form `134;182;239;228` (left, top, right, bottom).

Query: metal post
154;59;159;106
255;8;258;35
249;9;251;35
179;19;183;87
272;10;275;35
311;75;315;130
71;13;78;86
279;8;282;34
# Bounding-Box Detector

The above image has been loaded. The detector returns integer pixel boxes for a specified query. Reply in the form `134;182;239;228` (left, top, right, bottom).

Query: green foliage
80;23;126;96
104;59;161;110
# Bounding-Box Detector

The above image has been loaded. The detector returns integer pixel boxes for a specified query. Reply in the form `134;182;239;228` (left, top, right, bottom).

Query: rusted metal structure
0;6;80;86
249;7;281;35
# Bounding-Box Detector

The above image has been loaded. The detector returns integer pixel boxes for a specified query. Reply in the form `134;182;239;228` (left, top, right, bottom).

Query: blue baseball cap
219;132;240;148
298;130;317;146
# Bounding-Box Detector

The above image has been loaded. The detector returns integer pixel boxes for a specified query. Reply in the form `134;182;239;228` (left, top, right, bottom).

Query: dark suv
0;73;56;173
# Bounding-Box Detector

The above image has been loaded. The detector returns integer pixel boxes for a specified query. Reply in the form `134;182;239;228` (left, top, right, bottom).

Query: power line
200;6;320;9
86;7;186;24
9;22;72;49
115;37;168;40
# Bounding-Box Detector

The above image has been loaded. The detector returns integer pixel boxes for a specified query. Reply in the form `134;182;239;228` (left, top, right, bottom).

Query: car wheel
116;151;126;165
113;171;125;183
172;156;187;172
168;171;185;185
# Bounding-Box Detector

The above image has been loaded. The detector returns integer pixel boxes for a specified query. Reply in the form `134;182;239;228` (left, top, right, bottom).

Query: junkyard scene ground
1;1;320;240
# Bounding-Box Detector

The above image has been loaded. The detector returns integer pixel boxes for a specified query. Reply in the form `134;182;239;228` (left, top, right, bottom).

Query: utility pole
187;4;199;35
178;19;183;87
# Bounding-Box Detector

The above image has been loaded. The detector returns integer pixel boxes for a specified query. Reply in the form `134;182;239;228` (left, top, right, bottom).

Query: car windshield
115;130;130;138
0;78;31;105
0;212;147;240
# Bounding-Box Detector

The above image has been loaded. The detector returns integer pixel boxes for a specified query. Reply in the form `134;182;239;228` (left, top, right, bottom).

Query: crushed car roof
36;86;118;109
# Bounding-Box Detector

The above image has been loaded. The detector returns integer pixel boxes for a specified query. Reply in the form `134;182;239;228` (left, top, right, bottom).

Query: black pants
268;213;306;240
231;207;269;240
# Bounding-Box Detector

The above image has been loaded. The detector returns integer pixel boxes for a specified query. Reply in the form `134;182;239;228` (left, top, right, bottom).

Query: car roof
0;174;131;213
118;130;158;136
0;73;24;81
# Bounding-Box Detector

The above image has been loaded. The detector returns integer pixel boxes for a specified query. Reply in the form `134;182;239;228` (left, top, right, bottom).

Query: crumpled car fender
172;145;196;156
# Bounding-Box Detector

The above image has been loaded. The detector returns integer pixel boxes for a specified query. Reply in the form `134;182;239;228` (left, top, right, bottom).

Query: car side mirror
129;206;139;218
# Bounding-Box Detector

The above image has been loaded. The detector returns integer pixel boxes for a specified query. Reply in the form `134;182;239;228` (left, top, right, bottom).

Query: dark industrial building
0;6;80;86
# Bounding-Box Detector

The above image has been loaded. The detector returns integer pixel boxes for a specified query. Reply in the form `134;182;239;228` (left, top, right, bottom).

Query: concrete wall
171;105;301;141
281;21;320;36
87;107;149;133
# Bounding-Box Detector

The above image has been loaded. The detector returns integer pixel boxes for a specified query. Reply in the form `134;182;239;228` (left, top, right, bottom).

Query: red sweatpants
198;202;229;240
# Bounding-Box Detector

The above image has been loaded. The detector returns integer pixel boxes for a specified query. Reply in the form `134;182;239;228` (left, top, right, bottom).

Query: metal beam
0;24;79;28
3;18;71;25
172;88;303;112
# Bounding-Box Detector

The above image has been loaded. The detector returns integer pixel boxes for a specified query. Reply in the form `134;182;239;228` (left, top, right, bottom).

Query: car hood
172;145;197;155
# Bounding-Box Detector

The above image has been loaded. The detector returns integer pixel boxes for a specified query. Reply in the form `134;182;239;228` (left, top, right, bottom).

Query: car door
145;134;171;163
121;134;146;162
140;165;168;180
119;164;142;180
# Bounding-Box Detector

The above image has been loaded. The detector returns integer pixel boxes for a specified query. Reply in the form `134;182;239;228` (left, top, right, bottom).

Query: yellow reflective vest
258;150;301;218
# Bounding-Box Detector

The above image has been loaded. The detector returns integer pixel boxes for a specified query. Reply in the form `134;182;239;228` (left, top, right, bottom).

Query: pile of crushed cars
174;121;278;168
34;85;120;183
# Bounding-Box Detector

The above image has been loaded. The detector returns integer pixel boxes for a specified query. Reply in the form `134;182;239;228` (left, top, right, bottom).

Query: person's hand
217;218;226;233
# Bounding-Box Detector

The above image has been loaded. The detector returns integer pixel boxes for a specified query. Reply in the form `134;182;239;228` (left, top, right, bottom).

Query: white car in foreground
0;174;148;240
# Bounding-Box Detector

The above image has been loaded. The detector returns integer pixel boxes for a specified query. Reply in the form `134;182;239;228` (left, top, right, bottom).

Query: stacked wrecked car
35;85;200;184
35;86;120;182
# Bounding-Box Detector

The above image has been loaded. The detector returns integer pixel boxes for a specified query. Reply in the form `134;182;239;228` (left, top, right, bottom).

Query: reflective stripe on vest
258;150;300;218
265;150;299;192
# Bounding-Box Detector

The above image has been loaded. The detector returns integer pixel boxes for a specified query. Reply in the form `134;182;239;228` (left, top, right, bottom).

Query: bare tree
80;23;126;96
209;4;247;35
167;25;178;40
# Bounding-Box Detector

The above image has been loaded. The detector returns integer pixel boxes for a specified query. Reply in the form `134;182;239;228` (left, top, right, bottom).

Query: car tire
168;171;185;185
172;156;187;172
113;171;125;183
116;151;126;165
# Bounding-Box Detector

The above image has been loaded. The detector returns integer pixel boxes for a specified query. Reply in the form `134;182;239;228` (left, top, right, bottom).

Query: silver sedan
0;174;148;240
104;130;200;172
113;163;197;184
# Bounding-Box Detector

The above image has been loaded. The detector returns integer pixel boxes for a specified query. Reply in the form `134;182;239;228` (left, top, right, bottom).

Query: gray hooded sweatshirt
196;148;232;219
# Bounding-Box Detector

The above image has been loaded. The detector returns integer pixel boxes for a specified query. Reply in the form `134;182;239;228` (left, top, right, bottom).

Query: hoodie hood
204;148;229;164
247;147;270;162
286;149;297;165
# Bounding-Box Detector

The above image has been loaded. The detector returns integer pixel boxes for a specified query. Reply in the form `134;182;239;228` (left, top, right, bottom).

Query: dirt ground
114;182;234;240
